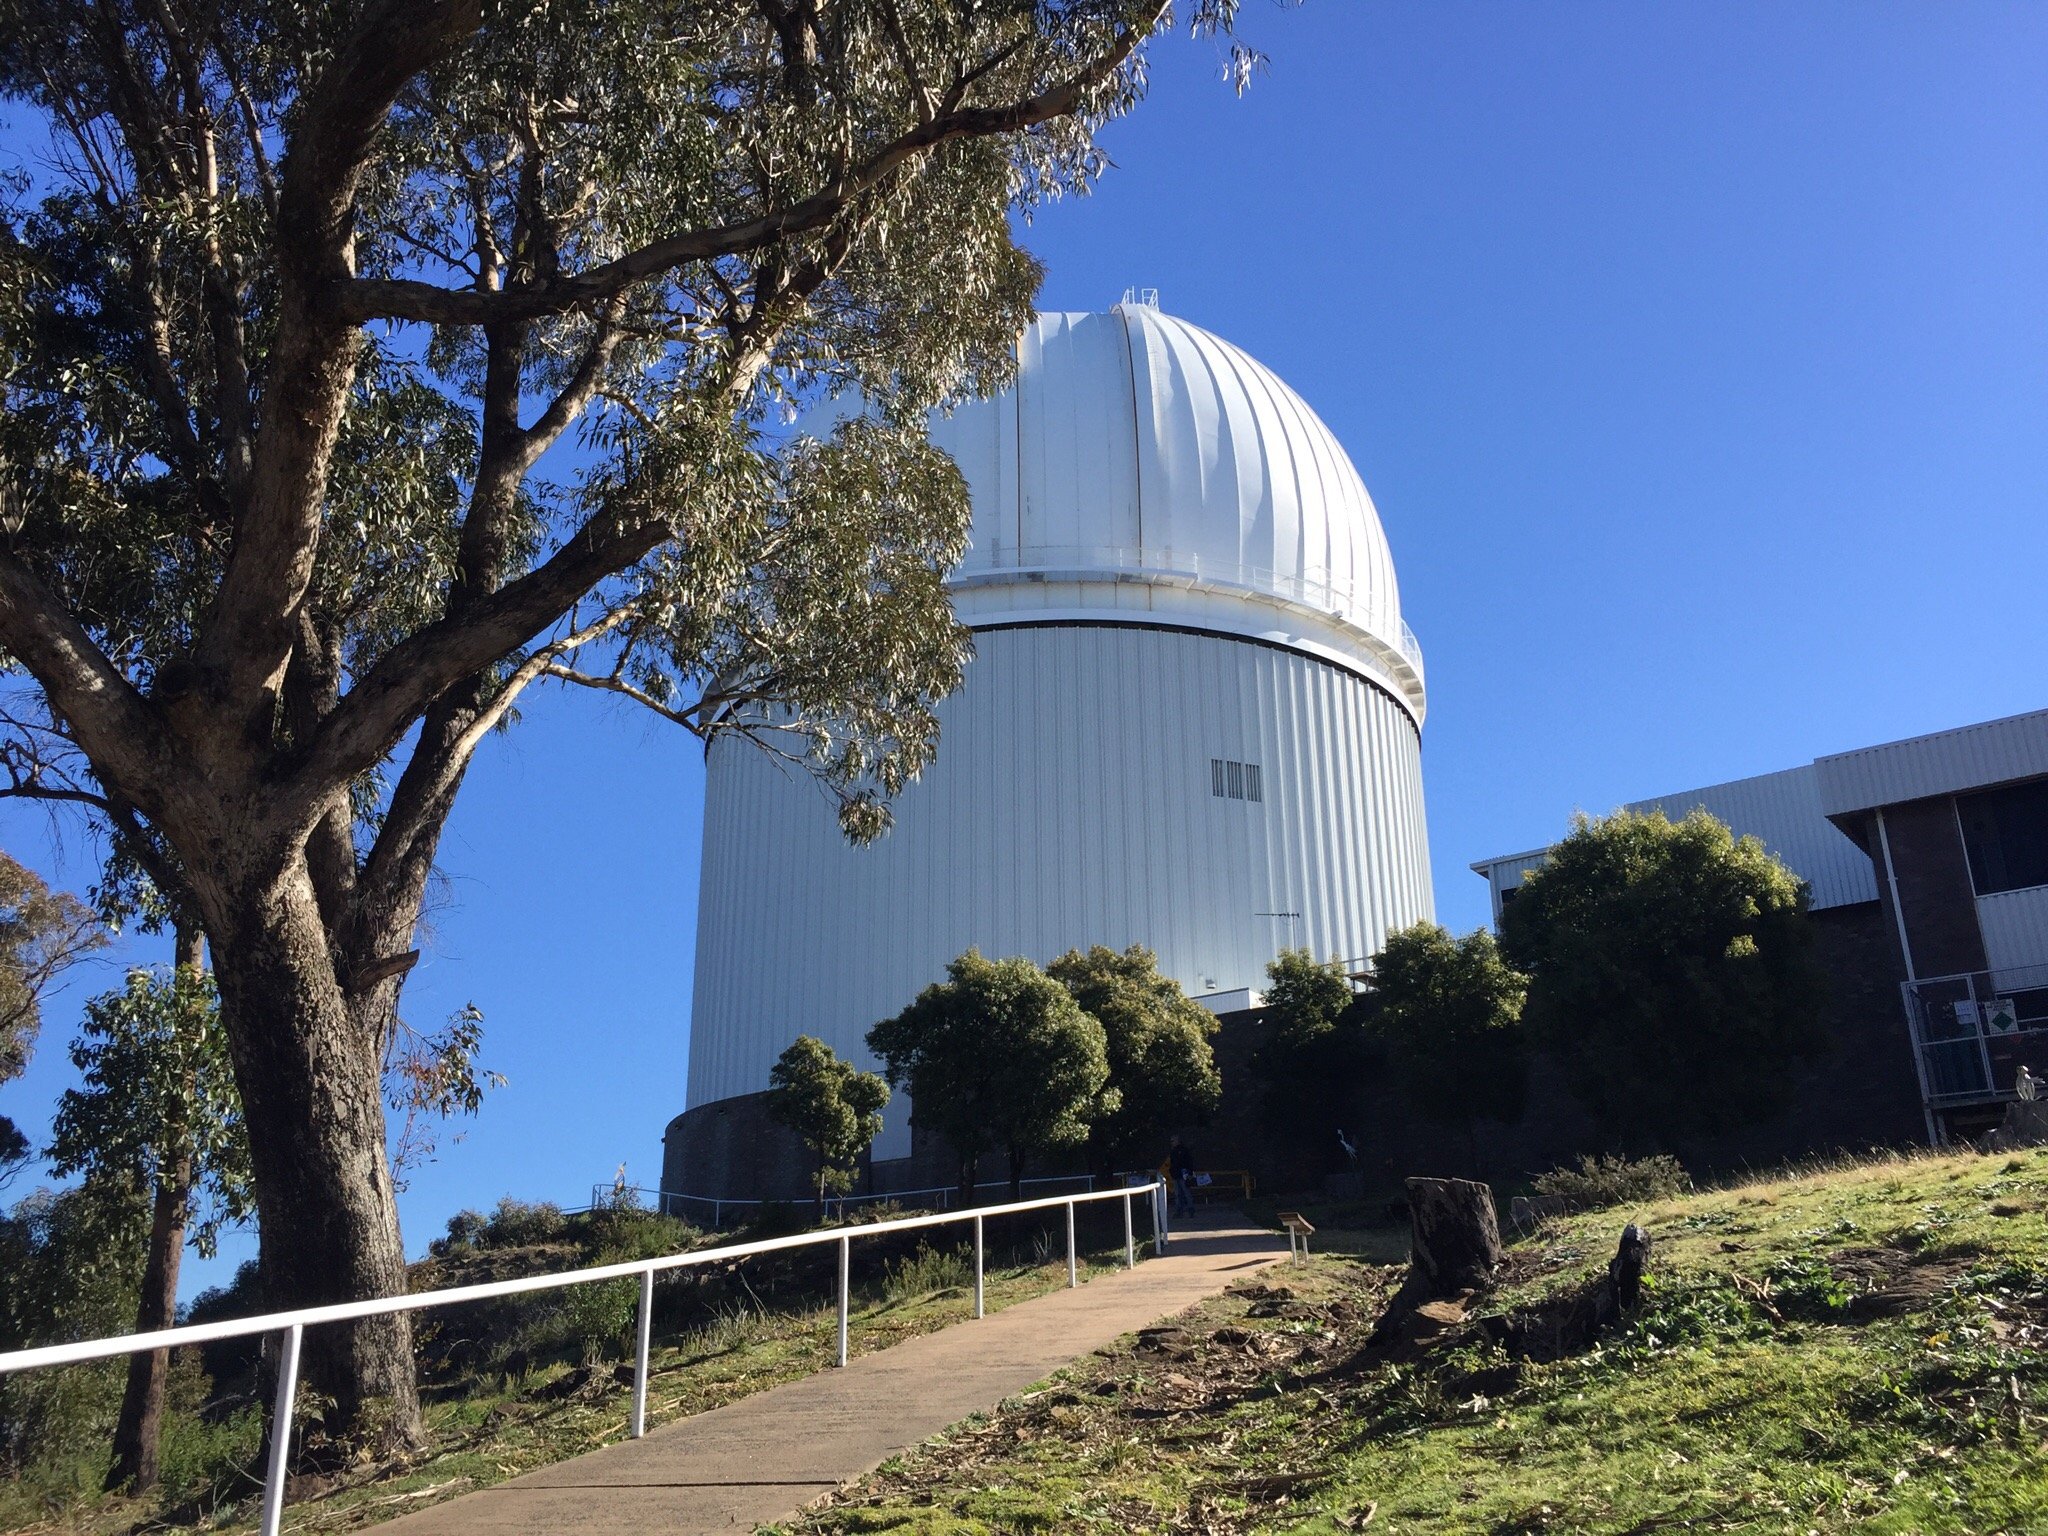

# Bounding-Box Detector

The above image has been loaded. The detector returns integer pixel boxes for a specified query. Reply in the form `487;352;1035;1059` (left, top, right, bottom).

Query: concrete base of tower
659;1093;1041;1217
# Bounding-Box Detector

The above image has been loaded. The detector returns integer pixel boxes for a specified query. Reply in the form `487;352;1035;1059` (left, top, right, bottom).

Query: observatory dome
669;301;1435;1199
932;303;1424;721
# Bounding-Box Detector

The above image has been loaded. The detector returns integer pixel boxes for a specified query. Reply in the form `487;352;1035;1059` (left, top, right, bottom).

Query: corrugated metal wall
1978;887;2048;973
1627;765;1879;910
686;625;1433;1157
1816;708;2048;815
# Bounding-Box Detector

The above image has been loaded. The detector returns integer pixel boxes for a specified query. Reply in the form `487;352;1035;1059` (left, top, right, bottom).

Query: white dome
928;303;1424;721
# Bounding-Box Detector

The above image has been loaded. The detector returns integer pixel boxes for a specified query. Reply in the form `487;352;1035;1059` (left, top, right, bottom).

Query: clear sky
3;1;2045;1299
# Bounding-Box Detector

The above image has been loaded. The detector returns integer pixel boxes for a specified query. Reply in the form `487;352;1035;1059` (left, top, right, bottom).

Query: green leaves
765;1035;890;1204
1367;922;1529;1133
0;851;105;1087
1047;944;1219;1169
386;1003;508;1191
868;949;1111;1179
48;964;250;1259
1500;809;1828;1145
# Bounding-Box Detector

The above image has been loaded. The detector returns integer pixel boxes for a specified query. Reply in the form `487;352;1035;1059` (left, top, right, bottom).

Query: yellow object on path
381;1214;1283;1536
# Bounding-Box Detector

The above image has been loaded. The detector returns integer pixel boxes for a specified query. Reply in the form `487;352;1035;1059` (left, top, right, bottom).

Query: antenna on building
1256;910;1304;943
1119;286;1161;309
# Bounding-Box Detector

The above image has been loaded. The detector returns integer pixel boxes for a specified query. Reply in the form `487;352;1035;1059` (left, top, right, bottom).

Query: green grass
773;1144;2048;1536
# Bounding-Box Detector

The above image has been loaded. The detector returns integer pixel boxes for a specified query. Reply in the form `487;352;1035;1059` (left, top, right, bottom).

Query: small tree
1367;922;1529;1172
869;950;1111;1201
0;1182;148;1478
0;853;106;1186
1047;945;1220;1177
765;1035;890;1211
49;948;251;1493
1500;809;1827;1147
1249;949;1367;1169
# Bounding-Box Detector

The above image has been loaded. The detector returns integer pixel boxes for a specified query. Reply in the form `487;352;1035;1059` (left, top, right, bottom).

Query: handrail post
1065;1200;1077;1288
835;1235;851;1367
972;1214;985;1319
1152;1183;1167;1255
1123;1189;1135;1269
630;1267;655;1438
259;1322;302;1536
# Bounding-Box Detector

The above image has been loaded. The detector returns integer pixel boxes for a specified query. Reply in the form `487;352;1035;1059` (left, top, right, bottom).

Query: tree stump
1603;1223;1652;1317
1404;1176;1502;1297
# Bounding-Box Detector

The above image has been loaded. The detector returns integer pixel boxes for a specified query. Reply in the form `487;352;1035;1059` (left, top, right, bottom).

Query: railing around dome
948;545;1424;682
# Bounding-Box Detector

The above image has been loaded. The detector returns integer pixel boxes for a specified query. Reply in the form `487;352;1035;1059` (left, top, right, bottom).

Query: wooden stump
1404;1177;1502;1297
1604;1223;1652;1317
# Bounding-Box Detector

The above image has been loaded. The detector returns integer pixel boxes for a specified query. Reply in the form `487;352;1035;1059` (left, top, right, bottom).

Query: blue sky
4;1;2045;1298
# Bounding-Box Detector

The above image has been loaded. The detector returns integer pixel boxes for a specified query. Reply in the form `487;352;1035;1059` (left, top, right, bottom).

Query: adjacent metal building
670;301;1434;1191
1472;707;2048;1145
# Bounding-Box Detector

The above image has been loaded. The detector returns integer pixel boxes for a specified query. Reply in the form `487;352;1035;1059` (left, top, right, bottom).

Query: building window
1958;778;2048;896
1210;758;1264;803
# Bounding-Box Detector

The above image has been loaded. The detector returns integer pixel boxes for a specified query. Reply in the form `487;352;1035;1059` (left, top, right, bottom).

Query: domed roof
929;303;1424;722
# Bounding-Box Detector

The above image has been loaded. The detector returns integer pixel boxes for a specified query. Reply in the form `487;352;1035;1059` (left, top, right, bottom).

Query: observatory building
665;299;1434;1199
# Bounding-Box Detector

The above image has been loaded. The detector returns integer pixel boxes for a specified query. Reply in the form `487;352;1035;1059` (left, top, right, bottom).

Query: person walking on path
1169;1136;1197;1218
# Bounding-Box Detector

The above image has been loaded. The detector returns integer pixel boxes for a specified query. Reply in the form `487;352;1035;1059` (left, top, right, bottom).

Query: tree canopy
765;1034;889;1208
49;958;252;1491
1366;921;1529;1158
868;949;1111;1199
1500;809;1827;1146
49;965;251;1259
0;0;1261;1438
1047;944;1219;1174
0;852;105;1185
1249;949;1366;1166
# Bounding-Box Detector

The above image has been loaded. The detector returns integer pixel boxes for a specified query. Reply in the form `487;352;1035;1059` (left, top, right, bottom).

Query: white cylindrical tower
669;301;1432;1190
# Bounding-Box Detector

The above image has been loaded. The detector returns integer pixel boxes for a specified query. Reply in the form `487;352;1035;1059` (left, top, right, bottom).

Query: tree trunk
1403;1176;1502;1298
108;920;207;1491
106;1159;190;1492
209;869;422;1449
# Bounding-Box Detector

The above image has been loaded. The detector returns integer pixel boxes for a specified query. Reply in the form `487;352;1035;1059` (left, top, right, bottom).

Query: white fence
0;1181;1169;1536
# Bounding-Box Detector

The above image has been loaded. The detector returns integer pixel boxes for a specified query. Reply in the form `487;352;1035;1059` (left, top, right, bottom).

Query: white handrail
0;1183;1162;1375
0;1181;1168;1536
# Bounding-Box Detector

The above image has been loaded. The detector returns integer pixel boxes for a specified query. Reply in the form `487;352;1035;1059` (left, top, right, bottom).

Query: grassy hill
773;1145;2048;1535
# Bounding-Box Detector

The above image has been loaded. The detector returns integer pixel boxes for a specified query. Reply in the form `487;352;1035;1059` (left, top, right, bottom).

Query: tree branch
183;0;483;727
333;10;1157;328
0;549;174;820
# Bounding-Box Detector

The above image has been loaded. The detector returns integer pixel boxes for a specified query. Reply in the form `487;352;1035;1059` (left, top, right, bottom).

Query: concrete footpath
379;1214;1284;1535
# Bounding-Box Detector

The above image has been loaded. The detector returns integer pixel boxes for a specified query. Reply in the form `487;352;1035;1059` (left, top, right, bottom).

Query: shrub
153;1353;261;1512
546;1277;640;1366
432;1209;491;1256
482;1198;569;1249
584;1204;695;1262
883;1242;972;1300
1531;1153;1691;1209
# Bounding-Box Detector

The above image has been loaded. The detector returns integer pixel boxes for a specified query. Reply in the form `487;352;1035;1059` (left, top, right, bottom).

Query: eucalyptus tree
50;951;252;1492
0;0;1260;1441
0;852;106;1185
